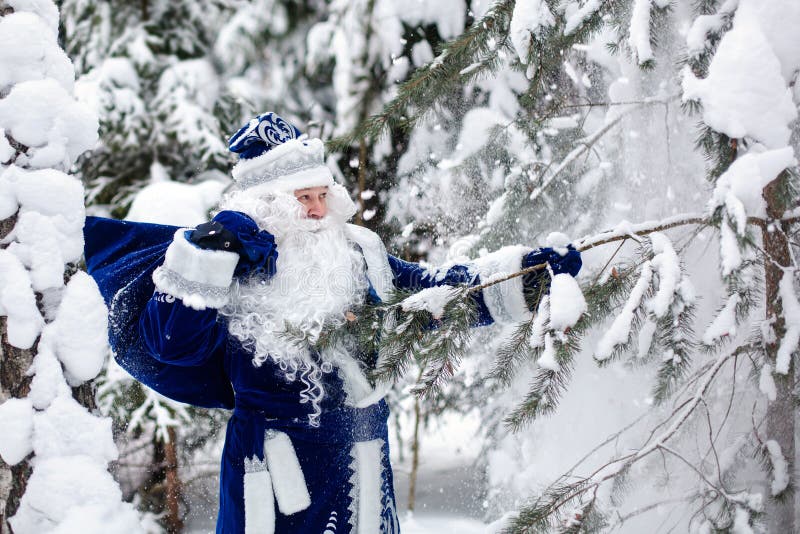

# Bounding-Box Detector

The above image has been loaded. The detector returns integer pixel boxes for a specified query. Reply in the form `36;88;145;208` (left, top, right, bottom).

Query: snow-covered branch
510;346;742;529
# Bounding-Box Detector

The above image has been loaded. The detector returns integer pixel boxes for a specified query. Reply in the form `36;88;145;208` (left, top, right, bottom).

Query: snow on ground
400;513;487;533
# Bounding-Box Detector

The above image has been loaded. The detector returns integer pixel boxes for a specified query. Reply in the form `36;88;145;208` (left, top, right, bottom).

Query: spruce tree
332;0;799;531
61;0;237;215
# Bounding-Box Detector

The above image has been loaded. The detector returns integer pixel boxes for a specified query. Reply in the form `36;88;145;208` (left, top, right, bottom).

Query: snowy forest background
0;0;798;533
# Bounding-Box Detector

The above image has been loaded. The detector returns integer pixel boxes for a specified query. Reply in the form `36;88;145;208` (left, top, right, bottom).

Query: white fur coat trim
344;224;394;301
348;439;383;534
471;245;534;324
240;167;334;196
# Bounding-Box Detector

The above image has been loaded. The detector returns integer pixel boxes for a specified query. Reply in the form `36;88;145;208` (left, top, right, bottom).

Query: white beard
217;189;370;424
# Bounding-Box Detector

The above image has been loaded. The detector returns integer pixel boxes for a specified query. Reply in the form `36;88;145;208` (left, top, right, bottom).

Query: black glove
188;220;243;254
187;211;278;279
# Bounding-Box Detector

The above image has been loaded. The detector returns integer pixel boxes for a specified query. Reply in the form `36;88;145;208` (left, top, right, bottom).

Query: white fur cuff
152;229;239;310
241;167;334;196
471;245;534;324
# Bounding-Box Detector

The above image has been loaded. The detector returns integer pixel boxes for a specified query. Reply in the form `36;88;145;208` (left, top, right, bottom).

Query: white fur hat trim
231;138;333;193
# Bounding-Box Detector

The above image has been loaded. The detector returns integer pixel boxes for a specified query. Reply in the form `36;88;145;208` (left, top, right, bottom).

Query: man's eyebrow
295;187;329;194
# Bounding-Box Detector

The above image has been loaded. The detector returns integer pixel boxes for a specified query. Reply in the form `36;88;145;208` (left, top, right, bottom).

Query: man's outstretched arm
387;245;581;326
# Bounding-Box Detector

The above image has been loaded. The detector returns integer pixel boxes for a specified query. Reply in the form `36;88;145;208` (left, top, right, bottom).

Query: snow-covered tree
35;0;798;530
0;1;142;532
319;0;475;234
334;0;800;531
61;0;237;214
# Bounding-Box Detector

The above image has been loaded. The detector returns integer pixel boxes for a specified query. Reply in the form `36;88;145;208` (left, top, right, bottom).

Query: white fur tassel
263;431;311;515
244;464;275;534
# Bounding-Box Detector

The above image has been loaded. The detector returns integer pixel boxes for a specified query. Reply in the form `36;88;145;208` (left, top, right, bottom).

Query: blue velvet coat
84;215;523;534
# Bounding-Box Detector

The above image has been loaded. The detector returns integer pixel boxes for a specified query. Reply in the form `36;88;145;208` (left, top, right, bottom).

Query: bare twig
532;348;739;518
714;354;739;444
562;412;649;480
636;349;739;458
530;109;635;204
577;214;708;250
590;238;627;286
700;399;723;487
610;497;690;529
657;445;737;502
557;94;680;110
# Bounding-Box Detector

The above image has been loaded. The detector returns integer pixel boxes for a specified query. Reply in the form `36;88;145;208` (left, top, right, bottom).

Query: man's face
293;186;328;220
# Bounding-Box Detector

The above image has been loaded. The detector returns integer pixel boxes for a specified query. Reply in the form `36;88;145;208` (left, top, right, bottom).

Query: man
84;112;581;534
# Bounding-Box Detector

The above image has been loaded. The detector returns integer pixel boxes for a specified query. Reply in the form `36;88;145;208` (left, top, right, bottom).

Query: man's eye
320;193;327;199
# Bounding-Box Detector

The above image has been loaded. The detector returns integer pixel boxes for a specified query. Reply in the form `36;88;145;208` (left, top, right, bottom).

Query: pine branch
529;105;642;204
410;289;477;397
476;214;713;299
327;0;516;151
503;321;584;431
505;345;742;533
316;211;765;430
369;296;430;383
650;303;698;403
501;480;594;534
470;210;785;305
487;318;538;386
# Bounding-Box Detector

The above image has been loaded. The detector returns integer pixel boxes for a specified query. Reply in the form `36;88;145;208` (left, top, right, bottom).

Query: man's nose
306;200;323;219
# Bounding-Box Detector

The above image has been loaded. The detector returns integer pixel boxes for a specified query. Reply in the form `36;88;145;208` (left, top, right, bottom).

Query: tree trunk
0;277;36;532
0;318;36;529
356;138;367;226
140;430;183;533
762;176;795;533
164;427;183;534
408;394;421;512
0;6;28;527
0;256;35;531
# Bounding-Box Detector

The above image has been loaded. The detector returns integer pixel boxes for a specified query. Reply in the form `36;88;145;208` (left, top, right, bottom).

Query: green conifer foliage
336;0;799;530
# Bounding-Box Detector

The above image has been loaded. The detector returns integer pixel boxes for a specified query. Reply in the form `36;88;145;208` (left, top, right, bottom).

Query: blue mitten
188;210;278;278
522;245;582;277
521;246;582;309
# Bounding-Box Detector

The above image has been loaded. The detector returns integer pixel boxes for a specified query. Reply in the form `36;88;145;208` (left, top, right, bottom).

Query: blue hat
228;112;333;194
228;112;303;159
